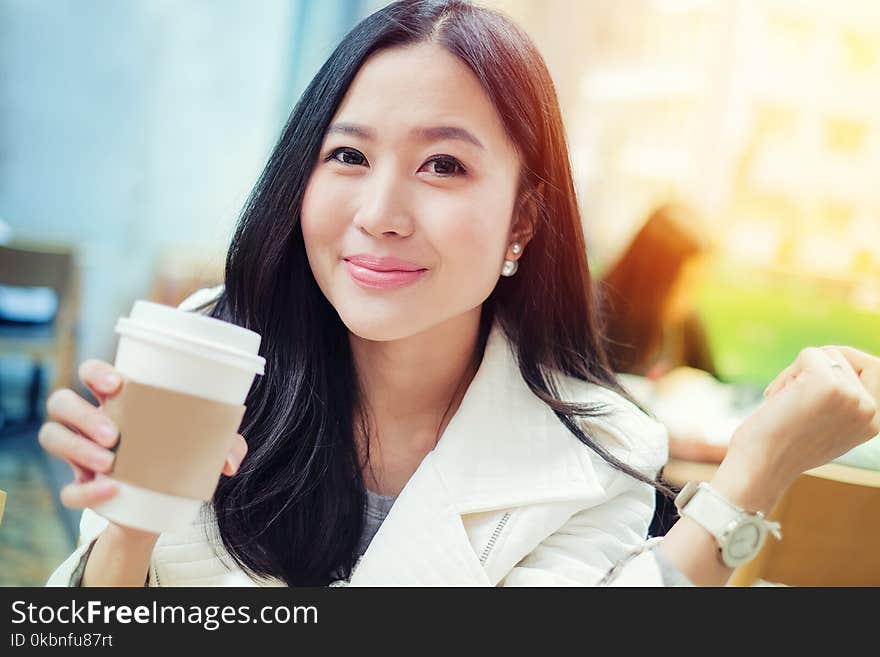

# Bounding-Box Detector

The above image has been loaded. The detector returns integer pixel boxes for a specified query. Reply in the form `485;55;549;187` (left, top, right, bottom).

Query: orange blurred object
148;250;223;309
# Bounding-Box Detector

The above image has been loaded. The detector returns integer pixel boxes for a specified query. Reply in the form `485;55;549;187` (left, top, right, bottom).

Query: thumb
222;433;248;477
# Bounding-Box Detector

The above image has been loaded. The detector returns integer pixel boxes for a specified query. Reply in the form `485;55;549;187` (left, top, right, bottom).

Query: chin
336;309;425;342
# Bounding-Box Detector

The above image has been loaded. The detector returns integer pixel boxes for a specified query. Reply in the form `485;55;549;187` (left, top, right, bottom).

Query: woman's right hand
39;359;251;515
39;359;125;511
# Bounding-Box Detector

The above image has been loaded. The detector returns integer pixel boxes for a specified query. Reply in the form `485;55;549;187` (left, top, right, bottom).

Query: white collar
346;319;666;585
401;319;667;514
427;320;602;513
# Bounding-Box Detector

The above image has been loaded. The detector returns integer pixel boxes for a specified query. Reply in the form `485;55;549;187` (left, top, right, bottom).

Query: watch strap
676;482;740;541
675;482;782;543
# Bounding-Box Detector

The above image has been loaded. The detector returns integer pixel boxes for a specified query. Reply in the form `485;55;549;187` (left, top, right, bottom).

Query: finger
78;359;123;405
795;346;837;380
830;345;880;400
859;365;880;418
826;347;880;435
59;477;118;509
38;421;116;473
70;461;95;485
764;364;795;397
818;347;880;439
768;347;836;397
820;347;863;390
45;389;119;449
764;365;785;396
222;434;248;476
827;345;877;376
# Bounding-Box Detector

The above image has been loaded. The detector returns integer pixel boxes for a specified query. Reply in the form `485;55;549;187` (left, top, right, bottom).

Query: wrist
710;449;786;515
674;480;783;571
82;524;158;587
105;522;161;548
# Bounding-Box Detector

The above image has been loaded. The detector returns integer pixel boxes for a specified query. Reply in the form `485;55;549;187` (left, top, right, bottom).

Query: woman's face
301;42;526;341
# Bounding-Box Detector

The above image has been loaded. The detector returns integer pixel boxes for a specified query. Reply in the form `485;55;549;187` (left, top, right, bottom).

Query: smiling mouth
342;255;427;272
343;259;428;289
345;261;427;272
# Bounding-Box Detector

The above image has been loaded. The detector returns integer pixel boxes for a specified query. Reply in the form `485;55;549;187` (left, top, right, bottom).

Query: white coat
47;286;669;586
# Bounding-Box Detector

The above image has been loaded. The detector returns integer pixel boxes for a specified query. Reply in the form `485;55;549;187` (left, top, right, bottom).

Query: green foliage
696;264;880;385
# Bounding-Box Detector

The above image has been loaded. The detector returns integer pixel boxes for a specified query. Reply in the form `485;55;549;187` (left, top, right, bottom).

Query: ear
506;181;544;258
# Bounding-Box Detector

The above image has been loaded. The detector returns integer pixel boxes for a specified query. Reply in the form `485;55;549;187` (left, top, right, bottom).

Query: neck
350;308;484;474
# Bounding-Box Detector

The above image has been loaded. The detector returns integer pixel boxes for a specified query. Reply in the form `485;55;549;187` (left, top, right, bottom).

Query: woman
601;203;716;380
43;0;878;587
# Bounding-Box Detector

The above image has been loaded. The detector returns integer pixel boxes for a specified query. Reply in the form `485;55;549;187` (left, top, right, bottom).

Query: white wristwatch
674;481;782;568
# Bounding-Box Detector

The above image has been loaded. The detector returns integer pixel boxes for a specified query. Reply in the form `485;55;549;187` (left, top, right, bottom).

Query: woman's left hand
719;346;879;505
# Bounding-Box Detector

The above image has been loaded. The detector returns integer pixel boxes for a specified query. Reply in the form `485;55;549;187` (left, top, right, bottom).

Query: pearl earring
501;242;521;277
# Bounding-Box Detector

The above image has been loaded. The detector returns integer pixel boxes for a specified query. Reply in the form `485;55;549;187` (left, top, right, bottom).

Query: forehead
329;42;516;155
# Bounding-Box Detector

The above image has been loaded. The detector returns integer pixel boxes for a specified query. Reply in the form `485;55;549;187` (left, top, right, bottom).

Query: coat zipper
479;512;512;564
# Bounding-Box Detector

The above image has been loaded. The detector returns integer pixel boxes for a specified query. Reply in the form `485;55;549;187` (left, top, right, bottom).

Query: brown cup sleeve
102;379;246;501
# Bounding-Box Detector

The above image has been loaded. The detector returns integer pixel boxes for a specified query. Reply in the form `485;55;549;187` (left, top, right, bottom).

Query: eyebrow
326;122;485;150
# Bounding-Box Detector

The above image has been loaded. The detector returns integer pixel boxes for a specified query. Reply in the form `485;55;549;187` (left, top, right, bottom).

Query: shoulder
554;371;669;478
176;284;225;312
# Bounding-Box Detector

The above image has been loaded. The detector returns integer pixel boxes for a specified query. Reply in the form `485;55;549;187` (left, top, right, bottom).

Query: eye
326;147;368;167
324;148;466;177
420;155;467;177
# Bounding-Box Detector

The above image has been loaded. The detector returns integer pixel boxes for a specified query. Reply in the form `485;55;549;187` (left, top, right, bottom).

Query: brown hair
600;203;707;374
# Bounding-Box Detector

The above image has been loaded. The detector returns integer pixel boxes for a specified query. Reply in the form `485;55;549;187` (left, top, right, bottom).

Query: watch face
724;520;766;566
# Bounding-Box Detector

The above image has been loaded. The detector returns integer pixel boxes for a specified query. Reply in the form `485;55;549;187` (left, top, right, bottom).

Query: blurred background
1;0;878;585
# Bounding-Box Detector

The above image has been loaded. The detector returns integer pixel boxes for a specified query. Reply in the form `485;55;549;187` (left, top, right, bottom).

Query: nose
352;168;415;238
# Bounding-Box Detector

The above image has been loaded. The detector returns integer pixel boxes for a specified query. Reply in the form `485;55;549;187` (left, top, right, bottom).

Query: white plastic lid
116;319;266;375
117;300;266;374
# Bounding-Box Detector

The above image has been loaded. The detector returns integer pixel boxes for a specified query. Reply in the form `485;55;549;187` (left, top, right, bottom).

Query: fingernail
103;373;121;389
94;478;116;495
98;421;118;443
92;450;115;470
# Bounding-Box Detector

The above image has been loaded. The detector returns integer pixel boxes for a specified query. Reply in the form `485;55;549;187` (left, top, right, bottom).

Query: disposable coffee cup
91;300;265;533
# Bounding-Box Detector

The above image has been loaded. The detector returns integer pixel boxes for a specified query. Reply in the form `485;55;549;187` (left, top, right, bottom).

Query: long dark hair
197;0;671;586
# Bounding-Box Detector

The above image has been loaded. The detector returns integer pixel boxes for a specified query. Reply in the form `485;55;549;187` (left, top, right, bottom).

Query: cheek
427;189;513;282
301;174;348;265
300;174;351;305
301;176;330;245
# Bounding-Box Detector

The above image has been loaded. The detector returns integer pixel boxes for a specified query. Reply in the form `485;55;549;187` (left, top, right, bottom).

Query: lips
343;254;427;290
344;254;425;272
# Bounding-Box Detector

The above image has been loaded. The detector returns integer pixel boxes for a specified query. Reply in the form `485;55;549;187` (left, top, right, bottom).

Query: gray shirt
356;489;397;560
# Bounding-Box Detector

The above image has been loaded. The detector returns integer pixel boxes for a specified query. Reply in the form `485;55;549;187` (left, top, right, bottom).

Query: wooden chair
729;463;880;586
664;459;880;586
0;242;79;422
